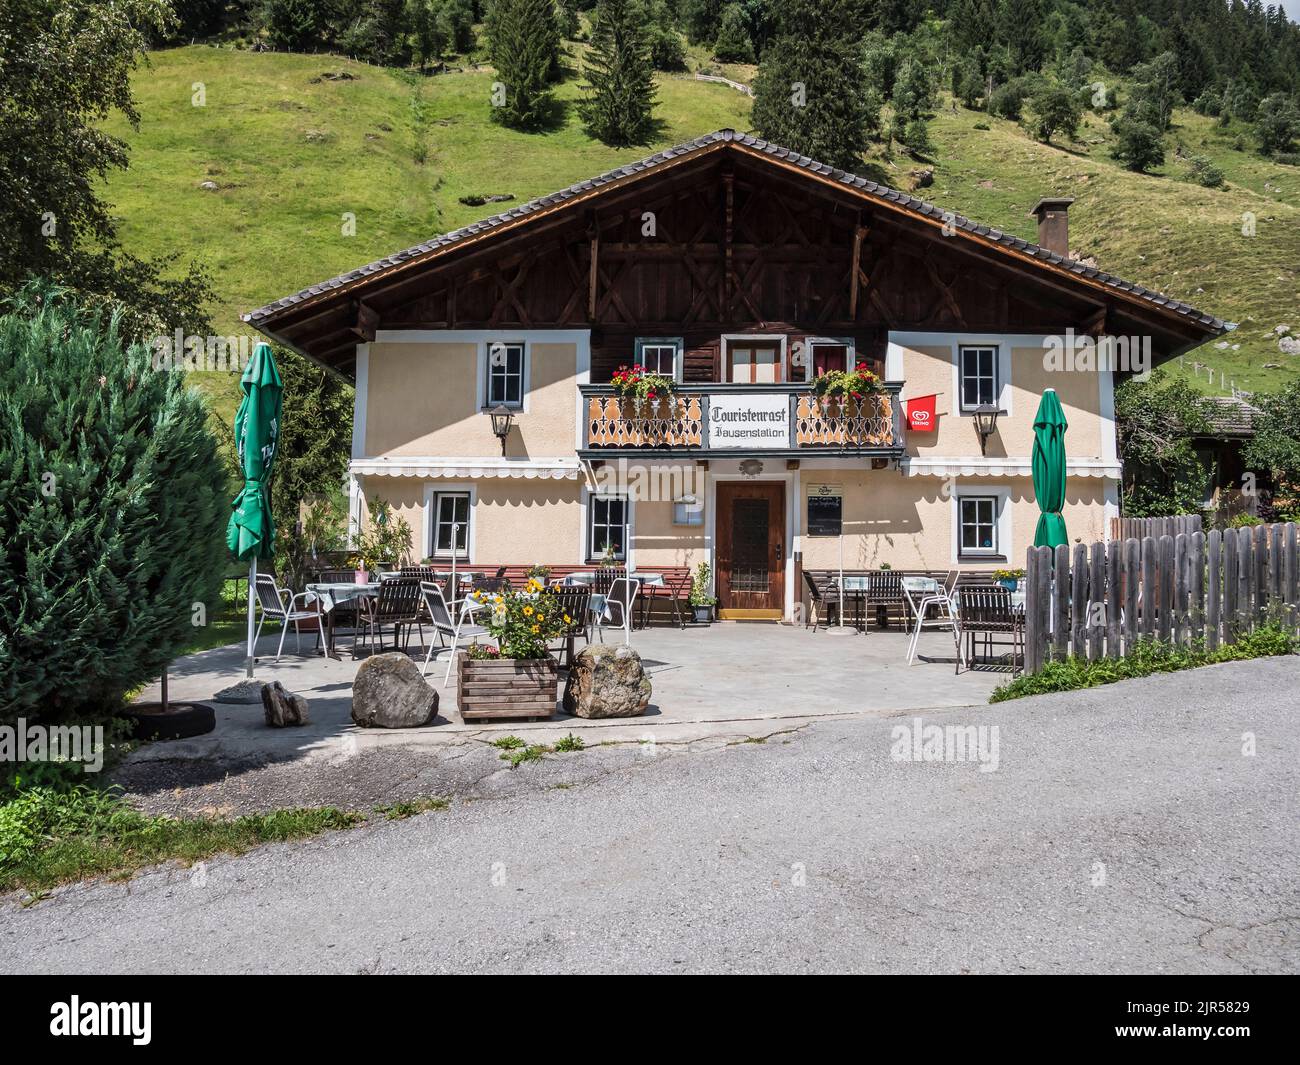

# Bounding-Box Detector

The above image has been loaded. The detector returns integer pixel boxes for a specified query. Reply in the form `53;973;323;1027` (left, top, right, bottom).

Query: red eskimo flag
905;394;938;432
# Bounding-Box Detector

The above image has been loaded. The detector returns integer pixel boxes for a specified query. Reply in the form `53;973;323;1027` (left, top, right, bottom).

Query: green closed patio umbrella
227;341;283;678
1031;388;1068;548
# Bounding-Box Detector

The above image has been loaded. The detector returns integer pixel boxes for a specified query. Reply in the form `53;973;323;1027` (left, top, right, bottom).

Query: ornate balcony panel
586;394;704;449
795;394;895;448
580;384;903;457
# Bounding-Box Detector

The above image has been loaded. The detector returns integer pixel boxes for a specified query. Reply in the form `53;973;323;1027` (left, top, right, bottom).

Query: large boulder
563;644;652;718
352;653;439;728
262;681;310;727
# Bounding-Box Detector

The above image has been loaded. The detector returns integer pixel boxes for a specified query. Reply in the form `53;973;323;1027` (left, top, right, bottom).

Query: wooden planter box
456;654;558;721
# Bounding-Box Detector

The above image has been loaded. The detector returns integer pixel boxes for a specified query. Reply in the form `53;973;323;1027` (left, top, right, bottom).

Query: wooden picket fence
1110;514;1203;539
1023;521;1300;673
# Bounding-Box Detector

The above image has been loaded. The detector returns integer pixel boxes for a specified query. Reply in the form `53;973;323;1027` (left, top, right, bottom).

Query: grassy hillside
101;44;1300;418
911;103;1300;396
102;45;752;419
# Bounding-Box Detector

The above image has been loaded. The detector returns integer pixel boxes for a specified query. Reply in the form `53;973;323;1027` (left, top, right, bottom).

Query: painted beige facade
362;338;581;459
351;328;1120;619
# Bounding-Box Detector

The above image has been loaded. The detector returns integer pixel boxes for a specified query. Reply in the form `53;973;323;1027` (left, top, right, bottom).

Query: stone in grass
351;652;439;728
262;681;310;727
563;644;652;719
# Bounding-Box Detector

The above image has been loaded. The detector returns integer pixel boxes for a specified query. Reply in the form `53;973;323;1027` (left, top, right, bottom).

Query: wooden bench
478;564;692;628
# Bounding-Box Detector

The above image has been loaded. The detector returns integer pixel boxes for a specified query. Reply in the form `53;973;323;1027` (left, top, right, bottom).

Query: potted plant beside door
457;579;568;721
688;561;717;624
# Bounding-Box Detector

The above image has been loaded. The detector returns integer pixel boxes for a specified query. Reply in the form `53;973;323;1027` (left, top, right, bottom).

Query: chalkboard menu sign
806;483;843;537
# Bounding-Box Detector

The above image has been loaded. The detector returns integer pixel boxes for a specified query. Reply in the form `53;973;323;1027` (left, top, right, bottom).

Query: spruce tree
486;0;560;130
681;0;724;45
0;286;227;724
580;0;657;147
714;4;754;63
751;0;870;170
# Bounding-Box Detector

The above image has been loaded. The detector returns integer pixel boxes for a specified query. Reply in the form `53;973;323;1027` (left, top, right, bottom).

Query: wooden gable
249;137;1222;380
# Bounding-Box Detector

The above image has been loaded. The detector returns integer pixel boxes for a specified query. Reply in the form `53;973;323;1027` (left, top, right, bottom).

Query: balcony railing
579;383;904;458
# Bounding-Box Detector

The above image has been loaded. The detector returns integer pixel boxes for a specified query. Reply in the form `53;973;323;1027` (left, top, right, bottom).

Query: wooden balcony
579;383;904;459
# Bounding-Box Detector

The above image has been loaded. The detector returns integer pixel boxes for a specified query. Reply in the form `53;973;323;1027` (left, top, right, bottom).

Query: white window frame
886;332;1020;414
958;344;999;412
634;337;683;382
587;493;630;562
951;487;1012;563
422;483;476;563
481;340;527;410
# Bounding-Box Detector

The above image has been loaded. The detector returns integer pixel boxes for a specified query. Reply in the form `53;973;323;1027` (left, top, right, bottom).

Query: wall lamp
973;404;1000;455
489;405;514;454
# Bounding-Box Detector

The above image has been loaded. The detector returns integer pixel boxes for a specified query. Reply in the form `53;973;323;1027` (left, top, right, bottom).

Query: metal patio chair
549;585;593;667
599;577;639;645
638;569;689;629
354;577;423;658
420;581;491;687
802;570;840;631
901;573;959;666
254;573;327;661
954;585;1024;674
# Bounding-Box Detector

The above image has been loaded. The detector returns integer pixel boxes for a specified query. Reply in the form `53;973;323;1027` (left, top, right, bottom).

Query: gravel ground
108;733;737;818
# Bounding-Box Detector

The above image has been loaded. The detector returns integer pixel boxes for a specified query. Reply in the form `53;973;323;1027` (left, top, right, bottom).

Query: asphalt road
2;658;1297;974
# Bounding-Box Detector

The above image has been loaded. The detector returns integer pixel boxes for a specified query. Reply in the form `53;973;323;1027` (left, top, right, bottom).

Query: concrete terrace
132;623;1009;765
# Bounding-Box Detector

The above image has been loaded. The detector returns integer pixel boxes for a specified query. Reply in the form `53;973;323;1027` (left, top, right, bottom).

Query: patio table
557;572;662;627
830;575;871;630
305;582;380;655
559;571;665;587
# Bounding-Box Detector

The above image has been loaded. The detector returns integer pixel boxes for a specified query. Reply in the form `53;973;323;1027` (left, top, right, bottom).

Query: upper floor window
959;345;998;411
809;340;851;381
486;342;525;408
634;337;682;381
725;336;785;383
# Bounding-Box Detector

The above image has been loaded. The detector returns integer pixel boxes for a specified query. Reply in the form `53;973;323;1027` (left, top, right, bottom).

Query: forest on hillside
157;1;1300;173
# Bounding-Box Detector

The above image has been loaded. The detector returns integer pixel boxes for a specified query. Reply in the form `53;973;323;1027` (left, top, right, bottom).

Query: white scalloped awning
902;458;1121;479
352;458;582;480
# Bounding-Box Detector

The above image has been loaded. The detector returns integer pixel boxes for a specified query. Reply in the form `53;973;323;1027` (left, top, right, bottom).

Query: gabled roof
1202;395;1261;436
245;128;1229;340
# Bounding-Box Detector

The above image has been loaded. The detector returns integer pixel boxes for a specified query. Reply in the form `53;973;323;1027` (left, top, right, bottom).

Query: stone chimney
1029;197;1075;258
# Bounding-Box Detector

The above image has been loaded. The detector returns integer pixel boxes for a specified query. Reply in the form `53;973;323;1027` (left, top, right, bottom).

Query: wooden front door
716;482;785;619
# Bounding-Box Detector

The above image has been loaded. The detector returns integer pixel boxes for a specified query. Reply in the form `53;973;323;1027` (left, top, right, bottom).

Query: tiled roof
1202;395;1260;435
244;129;1230;334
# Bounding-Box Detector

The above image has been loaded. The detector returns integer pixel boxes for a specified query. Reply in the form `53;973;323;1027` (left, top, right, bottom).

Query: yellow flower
563;614;572;624
527;578;542;592
523;605;534;616
531;624;540;634
494;595;504;606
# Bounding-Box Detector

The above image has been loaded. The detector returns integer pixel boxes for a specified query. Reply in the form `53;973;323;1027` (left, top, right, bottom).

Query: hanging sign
806;482;843;537
906;394;938;432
